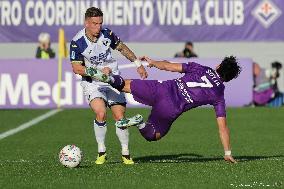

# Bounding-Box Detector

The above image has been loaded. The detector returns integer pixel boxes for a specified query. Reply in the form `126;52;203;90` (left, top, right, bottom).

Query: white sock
137;122;146;130
116;127;129;155
94;119;107;153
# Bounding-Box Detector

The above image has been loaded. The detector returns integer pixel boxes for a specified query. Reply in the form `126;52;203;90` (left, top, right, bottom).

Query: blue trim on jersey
75;36;88;53
70;36;87;62
101;28;120;49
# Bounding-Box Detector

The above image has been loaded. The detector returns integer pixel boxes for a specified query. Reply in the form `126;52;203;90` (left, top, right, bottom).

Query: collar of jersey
84;29;100;43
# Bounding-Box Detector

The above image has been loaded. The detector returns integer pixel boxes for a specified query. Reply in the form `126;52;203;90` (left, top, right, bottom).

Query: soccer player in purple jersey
99;55;241;163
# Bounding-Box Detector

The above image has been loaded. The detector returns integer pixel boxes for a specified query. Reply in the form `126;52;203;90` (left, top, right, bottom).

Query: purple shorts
130;80;181;139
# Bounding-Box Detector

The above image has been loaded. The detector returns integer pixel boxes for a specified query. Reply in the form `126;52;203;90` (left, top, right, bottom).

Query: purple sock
110;75;125;91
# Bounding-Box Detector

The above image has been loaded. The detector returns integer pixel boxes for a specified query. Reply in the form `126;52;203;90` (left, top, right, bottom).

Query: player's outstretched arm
72;63;88;76
140;56;183;73
216;117;237;163
115;42;148;79
72;63;109;82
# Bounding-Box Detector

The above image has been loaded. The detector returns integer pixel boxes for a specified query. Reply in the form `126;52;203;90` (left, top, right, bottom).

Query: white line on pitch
0;109;62;140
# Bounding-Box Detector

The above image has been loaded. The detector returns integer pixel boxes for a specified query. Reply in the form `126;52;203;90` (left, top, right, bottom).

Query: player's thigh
147;99;178;138
110;104;126;121
147;109;173;138
130;80;159;106
106;87;127;121
106;87;127;107
81;82;107;119
89;98;107;120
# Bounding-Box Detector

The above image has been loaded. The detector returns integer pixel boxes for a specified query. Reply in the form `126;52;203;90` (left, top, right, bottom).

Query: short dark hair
216;56;242;82
85;7;103;19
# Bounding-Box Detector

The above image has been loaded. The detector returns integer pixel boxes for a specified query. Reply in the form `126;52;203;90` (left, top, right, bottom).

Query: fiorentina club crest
252;0;282;28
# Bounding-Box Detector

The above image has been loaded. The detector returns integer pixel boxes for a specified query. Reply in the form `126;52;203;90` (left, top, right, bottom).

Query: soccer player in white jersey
70;7;148;165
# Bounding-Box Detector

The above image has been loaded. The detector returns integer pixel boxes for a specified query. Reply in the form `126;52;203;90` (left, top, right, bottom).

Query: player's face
85;16;103;37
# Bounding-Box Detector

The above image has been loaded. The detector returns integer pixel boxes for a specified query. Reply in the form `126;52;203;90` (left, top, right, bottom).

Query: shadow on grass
76;154;284;167
134;154;284;163
77;164;93;168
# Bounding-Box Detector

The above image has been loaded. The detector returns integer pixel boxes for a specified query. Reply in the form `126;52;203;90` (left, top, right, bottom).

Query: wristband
133;59;142;67
225;150;231;156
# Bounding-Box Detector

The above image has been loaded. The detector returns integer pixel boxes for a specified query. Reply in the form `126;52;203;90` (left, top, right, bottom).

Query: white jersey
70;28;126;106
70;28;121;85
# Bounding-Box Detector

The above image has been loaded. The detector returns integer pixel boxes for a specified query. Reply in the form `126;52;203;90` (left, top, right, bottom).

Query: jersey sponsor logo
175;79;193;103
89;51;110;65
252;0;282;28
71;44;77;48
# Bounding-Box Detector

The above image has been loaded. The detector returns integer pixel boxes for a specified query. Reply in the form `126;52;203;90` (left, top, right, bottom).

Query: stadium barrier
0;58;252;109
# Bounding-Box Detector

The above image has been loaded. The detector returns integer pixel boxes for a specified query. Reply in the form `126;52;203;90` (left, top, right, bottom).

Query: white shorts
81;81;126;107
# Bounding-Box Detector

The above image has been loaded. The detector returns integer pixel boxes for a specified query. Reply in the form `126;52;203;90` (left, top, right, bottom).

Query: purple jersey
166;62;226;117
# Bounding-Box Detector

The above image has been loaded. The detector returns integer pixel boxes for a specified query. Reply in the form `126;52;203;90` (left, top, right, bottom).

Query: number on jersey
186;76;213;88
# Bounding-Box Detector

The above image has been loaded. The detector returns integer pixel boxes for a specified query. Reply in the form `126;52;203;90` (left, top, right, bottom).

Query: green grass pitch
0;108;283;188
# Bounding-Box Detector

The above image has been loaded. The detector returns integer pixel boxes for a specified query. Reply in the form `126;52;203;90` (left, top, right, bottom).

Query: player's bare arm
116;41;148;79
72;63;108;82
101;67;112;75
141;56;183;73
116;41;136;62
216;117;237;163
72;62;87;76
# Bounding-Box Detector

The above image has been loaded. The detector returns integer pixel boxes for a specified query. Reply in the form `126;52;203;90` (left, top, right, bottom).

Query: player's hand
140;56;153;67
140;56;154;68
101;67;112;75
224;155;237;163
137;65;148;79
140;56;157;68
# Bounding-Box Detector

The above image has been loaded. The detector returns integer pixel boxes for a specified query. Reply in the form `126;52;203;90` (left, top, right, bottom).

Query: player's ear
84;19;89;27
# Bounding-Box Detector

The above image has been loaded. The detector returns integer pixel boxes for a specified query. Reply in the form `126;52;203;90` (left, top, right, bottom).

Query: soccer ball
59;145;82;168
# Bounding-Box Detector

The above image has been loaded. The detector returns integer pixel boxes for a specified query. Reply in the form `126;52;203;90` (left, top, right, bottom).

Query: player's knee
112;114;124;122
95;111;106;122
143;132;162;142
155;132;162;140
139;123;164;141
